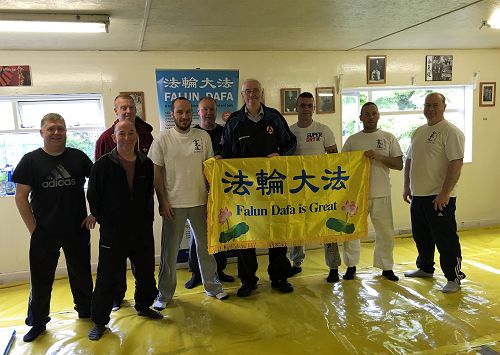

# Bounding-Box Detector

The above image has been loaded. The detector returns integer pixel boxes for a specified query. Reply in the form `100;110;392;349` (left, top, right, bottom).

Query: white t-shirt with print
342;130;402;198
148;128;214;208
290;120;336;156
407;119;464;197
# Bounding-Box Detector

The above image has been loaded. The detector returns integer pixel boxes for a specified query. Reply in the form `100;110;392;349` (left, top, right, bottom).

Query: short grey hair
241;78;262;91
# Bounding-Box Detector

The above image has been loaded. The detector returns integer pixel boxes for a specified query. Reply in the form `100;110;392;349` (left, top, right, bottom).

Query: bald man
87;120;162;341
403;92;466;293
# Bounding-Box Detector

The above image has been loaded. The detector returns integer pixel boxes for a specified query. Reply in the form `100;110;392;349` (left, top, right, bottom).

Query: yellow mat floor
1;228;500;355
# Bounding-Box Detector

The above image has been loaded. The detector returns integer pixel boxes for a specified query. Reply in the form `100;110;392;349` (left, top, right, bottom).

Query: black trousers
26;226;92;327
188;236;227;277
91;229;158;325
238;247;291;285
112;260;128;304
410;196;465;282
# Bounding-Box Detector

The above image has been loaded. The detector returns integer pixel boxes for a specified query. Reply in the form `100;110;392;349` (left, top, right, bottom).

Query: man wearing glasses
222;78;296;297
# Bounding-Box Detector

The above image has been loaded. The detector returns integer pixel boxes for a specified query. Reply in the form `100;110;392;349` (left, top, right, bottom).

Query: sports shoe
343;266;356;280
442;281;460;293
111;299;122;312
288;266;302;277
404;269;434;278
88;324;106;341
214;292;229;300
23;325;46;342
236;283;258;297
185;274;202;289
152;298;167;311
217;271;235;283
271;280;294;293
382;270;399;281
326;268;340;283
137;308;164;319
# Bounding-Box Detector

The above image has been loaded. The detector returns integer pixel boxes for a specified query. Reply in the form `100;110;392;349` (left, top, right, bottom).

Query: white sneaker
152;299;167;310
214;292;229;300
404;269;434;278
442;281;460;293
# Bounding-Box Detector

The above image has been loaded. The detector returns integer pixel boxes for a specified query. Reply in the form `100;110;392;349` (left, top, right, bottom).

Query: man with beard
148;97;228;310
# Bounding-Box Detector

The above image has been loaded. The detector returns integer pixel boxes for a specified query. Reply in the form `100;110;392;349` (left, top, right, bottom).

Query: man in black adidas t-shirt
12;113;95;342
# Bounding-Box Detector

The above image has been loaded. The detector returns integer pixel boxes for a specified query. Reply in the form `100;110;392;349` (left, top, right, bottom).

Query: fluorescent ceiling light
0;13;109;33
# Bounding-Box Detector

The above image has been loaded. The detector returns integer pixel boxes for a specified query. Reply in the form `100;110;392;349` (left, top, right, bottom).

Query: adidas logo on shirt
42;164;76;188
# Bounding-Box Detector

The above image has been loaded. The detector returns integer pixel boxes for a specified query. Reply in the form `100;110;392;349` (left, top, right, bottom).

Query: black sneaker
271;280;294;293
343;266;356;280
137;308;164;320
236;283;258;297
23;325;46;342
382;270;399;281
326;269;340;283
288;266;302;277
111;299;123;312
217;271;235;283
185;274;202;289
88;324;106;341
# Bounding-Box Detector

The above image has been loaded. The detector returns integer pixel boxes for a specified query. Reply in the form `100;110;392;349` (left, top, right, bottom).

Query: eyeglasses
243;88;261;96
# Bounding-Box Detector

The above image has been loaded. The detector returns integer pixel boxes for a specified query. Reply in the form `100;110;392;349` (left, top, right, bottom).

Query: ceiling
0;0;499;51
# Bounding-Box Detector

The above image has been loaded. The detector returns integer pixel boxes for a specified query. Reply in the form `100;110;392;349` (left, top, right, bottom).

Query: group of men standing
13;78;466;343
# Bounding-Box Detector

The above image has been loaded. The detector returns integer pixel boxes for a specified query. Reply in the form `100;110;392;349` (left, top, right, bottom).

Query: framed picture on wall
367;55;386;84
479;82;496;107
425;55;453;81
120;91;146;120
315;87;335;114
280;88;301;114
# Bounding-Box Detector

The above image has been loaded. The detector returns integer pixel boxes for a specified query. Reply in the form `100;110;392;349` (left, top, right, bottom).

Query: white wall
1;49;499;283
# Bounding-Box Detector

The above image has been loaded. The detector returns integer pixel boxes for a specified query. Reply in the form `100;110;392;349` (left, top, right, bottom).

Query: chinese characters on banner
204;151;370;254
0;65;31;86
155;69;239;130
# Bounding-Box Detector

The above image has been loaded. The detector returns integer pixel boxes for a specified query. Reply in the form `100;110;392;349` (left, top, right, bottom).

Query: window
341;86;473;162
0;94;105;195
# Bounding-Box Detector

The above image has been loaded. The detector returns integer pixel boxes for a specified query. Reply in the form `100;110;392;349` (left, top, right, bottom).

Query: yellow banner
203;151;370;254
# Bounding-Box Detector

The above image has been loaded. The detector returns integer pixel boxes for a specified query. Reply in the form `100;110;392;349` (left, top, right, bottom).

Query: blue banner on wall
155;69;239;130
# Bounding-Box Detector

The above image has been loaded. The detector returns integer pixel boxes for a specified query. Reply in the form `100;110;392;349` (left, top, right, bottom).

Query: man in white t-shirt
148;97;228;310
342;102;403;281
403;92;465;293
288;92;342;283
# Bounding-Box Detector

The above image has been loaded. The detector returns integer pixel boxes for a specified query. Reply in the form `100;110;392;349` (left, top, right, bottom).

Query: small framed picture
120;91;146;120
280;88;301;115
425;55;453;81
315;87;335;114
367;55;386;84
479;82;496;107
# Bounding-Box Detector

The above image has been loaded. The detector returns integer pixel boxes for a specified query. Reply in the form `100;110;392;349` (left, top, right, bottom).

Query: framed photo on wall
120;91;146;120
367;55;386;84
315;87;335;114
479;82;496;107
280;88;301;114
425;55;453;81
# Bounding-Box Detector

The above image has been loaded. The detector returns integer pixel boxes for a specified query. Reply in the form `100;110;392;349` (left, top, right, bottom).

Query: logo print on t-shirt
41;164;76;188
426;131;440;143
306;132;323;142
266;126;274;135
193;139;202;152
376;139;384;149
